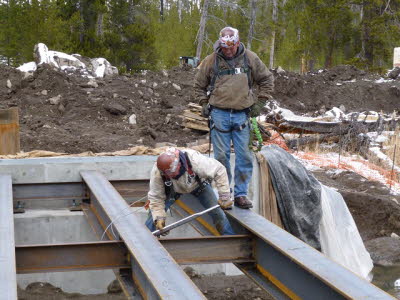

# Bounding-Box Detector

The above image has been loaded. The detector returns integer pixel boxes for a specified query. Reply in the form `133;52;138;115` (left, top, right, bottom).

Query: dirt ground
17;275;273;300
2;64;400;154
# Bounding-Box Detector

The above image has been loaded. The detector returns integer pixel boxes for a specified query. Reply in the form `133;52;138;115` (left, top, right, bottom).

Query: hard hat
157;147;180;177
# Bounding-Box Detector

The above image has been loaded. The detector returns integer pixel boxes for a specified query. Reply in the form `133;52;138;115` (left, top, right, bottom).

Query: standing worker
194;26;274;209
145;147;235;235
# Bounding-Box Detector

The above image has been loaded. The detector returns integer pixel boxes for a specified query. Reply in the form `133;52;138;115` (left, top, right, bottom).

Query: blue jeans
210;108;253;198
145;184;235;235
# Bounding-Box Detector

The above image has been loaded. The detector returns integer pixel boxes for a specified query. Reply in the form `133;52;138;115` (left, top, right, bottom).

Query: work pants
210;107;253;198
145;184;235;235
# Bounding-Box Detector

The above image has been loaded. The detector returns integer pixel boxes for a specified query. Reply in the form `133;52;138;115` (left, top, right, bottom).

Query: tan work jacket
148;149;230;221
194;43;274;110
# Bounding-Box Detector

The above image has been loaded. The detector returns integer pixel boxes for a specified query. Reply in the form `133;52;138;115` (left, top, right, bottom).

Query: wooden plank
188;103;202;111
182;110;207;121
183;121;209;132
0;107;20;155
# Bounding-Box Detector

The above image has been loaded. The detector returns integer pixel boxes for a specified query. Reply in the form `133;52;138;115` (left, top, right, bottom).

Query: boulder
34;43;85;70
104;103;127;115
388;67;400;79
90;58;118;78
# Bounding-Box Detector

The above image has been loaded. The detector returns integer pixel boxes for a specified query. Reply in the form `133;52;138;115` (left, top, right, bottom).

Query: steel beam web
81;170;205;300
0;174;17;299
175;194;393;300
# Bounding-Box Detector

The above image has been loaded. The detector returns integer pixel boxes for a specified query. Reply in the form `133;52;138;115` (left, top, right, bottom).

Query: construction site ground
2;64;400;298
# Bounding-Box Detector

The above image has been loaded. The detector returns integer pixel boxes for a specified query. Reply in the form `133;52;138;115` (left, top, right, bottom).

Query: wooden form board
0;107;20;155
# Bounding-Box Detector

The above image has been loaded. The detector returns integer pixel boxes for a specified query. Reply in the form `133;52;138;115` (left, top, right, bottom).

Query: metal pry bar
152;204;220;237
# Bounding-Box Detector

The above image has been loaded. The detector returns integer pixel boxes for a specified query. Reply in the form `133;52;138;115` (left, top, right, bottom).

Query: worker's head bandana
164;147;180;175
219;27;239;48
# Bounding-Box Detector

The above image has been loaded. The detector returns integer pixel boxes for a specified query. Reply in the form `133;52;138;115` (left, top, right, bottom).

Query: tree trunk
160;0;164;20
128;0;134;24
247;0;257;50
96;13;104;37
196;0;210;59
178;0;182;23
269;0;278;68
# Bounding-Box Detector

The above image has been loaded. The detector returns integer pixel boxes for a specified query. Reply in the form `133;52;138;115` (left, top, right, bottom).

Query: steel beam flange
81;170;205;300
174;194;394;300
0;174;17;299
227;207;394;300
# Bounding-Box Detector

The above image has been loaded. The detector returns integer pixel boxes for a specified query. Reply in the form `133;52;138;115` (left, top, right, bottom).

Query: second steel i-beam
174;194;393;300
81;170;205;300
0;174;17;299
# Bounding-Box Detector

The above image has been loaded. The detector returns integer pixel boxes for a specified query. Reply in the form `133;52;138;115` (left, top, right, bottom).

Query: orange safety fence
295;152;400;189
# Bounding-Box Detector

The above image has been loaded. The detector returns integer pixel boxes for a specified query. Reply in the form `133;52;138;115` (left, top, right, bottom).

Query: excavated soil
17;275;273;300
1;64;400;153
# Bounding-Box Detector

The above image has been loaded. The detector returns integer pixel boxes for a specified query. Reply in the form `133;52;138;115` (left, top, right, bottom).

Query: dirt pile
1;63;400;154
0;64;203;153
273;65;400;114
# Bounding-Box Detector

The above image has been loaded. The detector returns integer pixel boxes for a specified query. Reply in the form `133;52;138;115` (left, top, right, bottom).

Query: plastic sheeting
319;184;374;280
260;145;322;250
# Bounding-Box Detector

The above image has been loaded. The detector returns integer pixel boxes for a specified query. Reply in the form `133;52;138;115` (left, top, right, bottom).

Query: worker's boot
234;196;253;209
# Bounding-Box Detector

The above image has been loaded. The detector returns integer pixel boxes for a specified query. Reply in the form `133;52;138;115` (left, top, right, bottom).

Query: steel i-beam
15;236;254;273
81;170;205;300
174;194;393;300
0;174;17;299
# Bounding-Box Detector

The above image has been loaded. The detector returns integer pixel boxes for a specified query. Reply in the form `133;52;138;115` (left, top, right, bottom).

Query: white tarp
319;184;374;280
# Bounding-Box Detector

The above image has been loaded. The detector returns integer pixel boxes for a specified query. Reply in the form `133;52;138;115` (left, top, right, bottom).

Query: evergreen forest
1;0;400;73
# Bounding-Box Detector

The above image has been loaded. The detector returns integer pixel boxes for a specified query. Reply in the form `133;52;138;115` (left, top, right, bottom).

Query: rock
34;43;86;69
395;278;400;288
87;79;98;88
226;287;232;292
152;82;158;88
58;103;65;113
89;57;118;78
388;67;400;79
129;114;137;125
155;142;177;148
365;237;400;267
391;233;400;239
183;266;197;278
107;279;122;293
104;103;127;115
162;70;168;77
172;83;181;91
140;80;147;85
49;95;62;105
276;66;285;74
339;104;346;112
6;79;12;89
165;114;171;124
41;90;48;96
113;93;119;99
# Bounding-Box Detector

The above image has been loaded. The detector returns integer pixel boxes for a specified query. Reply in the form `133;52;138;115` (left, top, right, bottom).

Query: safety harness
207;51;252;135
208;52;252;94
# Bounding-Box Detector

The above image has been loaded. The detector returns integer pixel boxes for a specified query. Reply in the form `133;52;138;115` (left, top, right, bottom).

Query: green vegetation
1;0;400;72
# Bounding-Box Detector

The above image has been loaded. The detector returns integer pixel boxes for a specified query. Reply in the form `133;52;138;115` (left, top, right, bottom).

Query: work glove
154;218;169;236
201;102;210;118
249;98;267;118
218;192;233;210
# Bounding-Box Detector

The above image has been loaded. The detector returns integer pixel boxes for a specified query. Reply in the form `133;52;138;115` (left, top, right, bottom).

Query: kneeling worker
145;147;235;235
